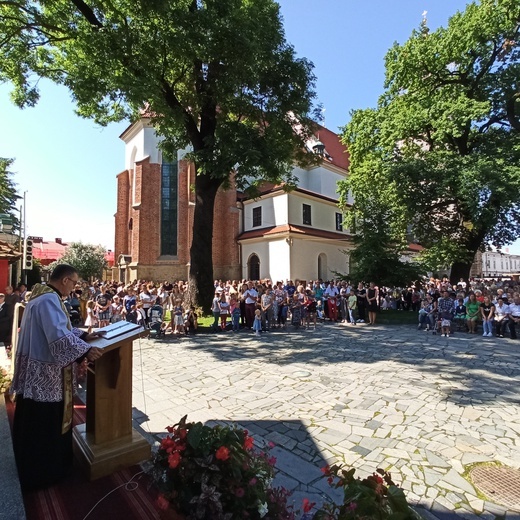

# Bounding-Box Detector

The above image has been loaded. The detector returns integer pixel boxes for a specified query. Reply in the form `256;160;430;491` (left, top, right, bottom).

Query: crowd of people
53;278;384;335
3;276;519;341
61;276;520;340
406;277;520;339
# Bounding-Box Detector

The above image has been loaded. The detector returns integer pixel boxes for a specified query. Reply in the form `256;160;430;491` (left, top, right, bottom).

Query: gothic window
161;155;178;256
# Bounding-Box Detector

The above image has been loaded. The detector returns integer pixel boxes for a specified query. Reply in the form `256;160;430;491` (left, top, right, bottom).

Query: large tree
339;0;520;283
0;158;20;227
0;0;318;311
50;242;107;280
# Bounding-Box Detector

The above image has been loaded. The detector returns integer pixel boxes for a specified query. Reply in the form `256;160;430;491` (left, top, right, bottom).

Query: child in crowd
230;295;241;332
252;308;262;336
84;300;97;333
172;298;185;334
453;298;467;330
184;306;198;335
304;290;317;330
111;296;123;323
219;294;230;331
440;317;451;338
136;302;147;327
316;299;325;321
347;291;357;325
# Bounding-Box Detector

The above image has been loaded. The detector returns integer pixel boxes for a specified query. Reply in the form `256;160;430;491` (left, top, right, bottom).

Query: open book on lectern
95;320;144;340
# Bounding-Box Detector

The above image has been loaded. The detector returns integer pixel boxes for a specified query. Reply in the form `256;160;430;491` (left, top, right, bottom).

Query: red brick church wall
115;156;241;282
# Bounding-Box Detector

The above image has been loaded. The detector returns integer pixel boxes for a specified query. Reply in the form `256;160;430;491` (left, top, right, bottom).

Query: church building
114;117;353;284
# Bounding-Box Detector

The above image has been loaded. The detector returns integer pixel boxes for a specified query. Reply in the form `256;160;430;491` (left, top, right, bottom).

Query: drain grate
470;465;520;511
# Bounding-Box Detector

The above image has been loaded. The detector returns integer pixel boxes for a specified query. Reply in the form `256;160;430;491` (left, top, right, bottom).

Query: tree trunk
449;260;472;286
187;173;223;314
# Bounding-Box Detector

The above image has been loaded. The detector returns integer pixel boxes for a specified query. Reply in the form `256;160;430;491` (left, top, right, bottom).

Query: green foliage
50;242;107;280
339;0;520;279
347;230;425;288
0;0;318;311
0;158;20;228
314;465;418;520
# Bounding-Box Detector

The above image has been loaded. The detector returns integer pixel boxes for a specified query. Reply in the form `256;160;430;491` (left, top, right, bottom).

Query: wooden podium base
73;424;151;480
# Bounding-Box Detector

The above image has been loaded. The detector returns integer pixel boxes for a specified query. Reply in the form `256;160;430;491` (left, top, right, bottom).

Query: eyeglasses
67;277;79;284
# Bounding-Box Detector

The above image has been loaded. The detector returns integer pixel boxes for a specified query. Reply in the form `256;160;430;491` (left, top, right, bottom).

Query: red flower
244;435;254;450
160;437;175;452
235;487;245;497
321;465;331;475
157;494;170;510
166;425;175;434
268;456;277;466
371;473;384;484
302;498;316;513
168;452;181;469
268;441;276;448
215;446;231;461
178;428;188;440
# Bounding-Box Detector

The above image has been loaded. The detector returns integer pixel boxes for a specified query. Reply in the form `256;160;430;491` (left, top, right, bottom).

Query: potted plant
148;415;296;519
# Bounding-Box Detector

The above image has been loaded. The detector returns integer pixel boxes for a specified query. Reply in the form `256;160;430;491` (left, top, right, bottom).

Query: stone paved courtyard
132;323;519;518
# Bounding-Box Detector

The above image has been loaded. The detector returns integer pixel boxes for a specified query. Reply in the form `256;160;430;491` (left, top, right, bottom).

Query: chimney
55;238;62;244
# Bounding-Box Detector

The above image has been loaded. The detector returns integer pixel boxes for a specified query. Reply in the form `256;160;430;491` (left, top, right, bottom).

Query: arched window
318;253;327;280
248;254;260;281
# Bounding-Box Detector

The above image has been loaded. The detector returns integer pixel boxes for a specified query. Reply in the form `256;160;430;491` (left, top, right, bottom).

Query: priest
10;264;104;490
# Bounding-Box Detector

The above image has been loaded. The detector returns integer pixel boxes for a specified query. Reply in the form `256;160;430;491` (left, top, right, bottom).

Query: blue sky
1;0;518;255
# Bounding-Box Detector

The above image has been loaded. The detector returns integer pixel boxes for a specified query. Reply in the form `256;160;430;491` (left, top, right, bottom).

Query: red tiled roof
238;224;352;242
407;243;424;252
314;124;349;171
32;240;69;261
32;241;115;266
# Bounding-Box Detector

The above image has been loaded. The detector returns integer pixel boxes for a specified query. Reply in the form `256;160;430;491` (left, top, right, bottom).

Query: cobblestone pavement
130;323;519;519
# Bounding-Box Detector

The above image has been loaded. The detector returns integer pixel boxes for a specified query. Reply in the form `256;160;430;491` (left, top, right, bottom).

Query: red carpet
5;396;163;520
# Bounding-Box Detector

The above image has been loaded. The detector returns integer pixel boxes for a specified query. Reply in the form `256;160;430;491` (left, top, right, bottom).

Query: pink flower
249;477;257;486
268;456;277;466
215;446;231;461
235;487;245;497
347;502;358;511
268;441;276;448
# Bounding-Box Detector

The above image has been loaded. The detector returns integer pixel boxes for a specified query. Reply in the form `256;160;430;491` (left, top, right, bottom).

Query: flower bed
148;415;296;519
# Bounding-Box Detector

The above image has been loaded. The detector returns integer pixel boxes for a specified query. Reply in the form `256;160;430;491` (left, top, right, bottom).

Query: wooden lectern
73;325;151;480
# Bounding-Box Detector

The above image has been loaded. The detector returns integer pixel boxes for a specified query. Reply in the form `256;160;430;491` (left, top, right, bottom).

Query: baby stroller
148;303;165;339
64;299;82;328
